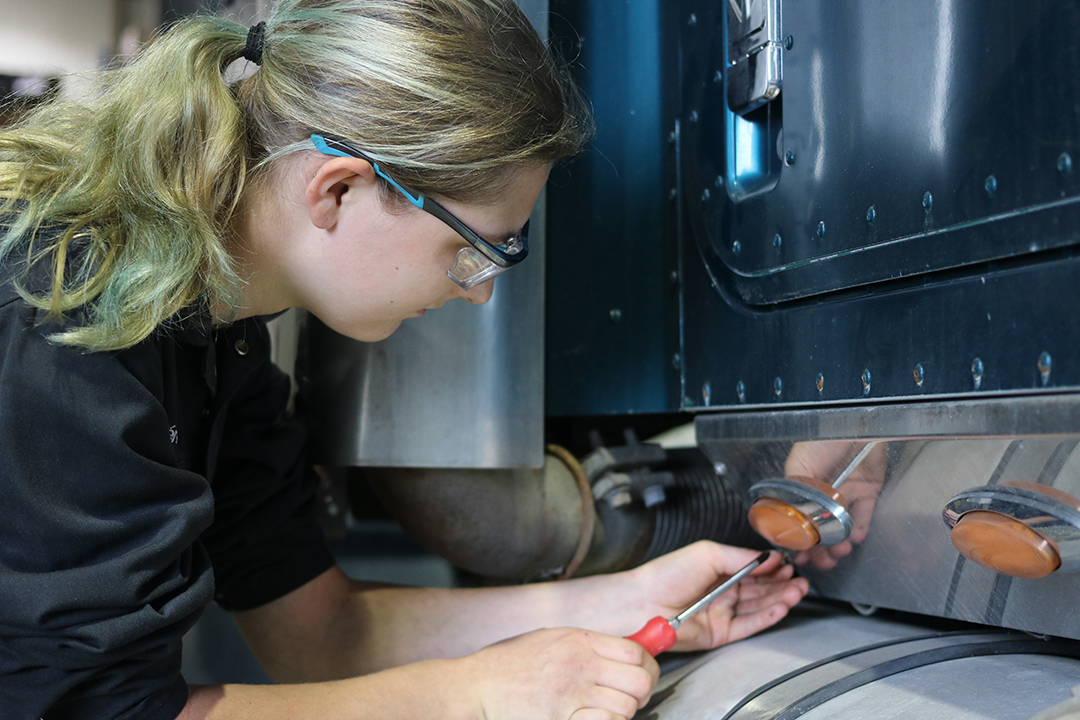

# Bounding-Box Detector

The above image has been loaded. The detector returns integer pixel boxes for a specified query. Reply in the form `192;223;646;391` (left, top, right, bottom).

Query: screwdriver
626;551;773;656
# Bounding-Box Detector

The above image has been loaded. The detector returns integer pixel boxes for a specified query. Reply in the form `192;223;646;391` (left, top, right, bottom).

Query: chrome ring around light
943;485;1080;573
749;478;854;547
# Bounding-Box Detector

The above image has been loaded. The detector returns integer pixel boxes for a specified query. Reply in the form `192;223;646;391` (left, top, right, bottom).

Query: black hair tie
243;21;266;65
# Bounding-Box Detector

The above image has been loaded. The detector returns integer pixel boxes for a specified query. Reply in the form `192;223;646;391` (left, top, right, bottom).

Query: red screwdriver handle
627;616;678;656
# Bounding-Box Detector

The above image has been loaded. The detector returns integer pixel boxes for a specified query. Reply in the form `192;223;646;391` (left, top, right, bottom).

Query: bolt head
1059;152;1074;175
1038;352;1052;375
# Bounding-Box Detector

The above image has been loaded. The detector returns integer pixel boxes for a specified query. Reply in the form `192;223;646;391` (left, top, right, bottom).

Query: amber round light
748;498;821;551
951;511;1061;579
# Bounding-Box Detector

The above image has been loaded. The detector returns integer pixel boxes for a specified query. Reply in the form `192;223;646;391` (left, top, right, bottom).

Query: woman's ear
306;156;378;230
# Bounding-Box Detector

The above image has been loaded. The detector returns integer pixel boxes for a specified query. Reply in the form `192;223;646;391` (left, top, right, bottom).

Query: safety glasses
311;134;529;290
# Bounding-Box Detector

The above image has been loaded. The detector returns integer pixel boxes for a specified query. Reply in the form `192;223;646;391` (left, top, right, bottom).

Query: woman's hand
457;627;660;720
784;441;888;570
181;627;658;720
620;541;808;652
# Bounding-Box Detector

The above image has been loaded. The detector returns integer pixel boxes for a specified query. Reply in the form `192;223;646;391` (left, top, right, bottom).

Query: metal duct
364;443;763;581
364;447;590;580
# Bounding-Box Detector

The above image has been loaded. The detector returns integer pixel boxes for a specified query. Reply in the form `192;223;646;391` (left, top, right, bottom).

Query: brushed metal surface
695;394;1080;442
696;430;1080;641
302;0;548;469
644;608;1080;720
304;191;545;468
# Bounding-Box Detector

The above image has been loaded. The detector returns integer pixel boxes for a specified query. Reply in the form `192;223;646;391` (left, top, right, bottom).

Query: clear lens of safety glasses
447;234;526;291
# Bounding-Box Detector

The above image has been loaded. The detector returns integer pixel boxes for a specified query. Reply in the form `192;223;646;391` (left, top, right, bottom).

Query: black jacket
0;272;335;720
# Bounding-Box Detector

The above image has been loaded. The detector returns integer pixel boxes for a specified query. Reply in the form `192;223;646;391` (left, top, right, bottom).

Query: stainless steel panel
696;400;1080;640
696;394;1080;442
304;191;546;469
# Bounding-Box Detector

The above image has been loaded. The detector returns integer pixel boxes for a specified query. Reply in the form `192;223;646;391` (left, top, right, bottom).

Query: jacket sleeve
199;319;336;612
0;299;214;720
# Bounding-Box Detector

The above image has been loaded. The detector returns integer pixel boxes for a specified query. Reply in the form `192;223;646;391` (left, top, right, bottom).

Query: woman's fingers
466;628;659;720
588;633;661;690
723;601;796;644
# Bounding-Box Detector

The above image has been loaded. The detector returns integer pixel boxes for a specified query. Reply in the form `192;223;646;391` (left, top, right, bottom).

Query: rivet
736;381;746;403
688;13;697;25
690;110;699;122
672;353;681;370
784;148;796;165
234;339;249;356
715;175;725;187
922;191;934;213
670;270;679;283
984;175;997;197
773;233;783;248
702;381;712;405
815;373;824;393
1059;152;1074;175
714;70;724;83
668;130;677;143
701;188;711;202
732;240;742;255
774;377;783;397
816;221;826;239
914;363;925;386
866;205;876;226
1038;352;1052;386
784;35;794;51
609;308;622;323
862;369;872;396
972;358;984;390
713;462;729;476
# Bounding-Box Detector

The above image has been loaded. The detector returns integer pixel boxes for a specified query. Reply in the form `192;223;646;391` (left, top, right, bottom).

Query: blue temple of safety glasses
311;133;425;209
310;133;529;269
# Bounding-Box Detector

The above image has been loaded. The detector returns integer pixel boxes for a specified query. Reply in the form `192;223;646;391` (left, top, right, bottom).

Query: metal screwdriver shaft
626;551;773;656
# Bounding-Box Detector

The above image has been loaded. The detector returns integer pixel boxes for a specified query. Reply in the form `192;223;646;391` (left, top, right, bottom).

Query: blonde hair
0;0;591;351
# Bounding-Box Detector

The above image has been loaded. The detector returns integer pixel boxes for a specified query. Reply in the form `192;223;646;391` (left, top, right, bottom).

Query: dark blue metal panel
686;0;1080;305
545;0;681;416
546;0;1080;417
680;0;1080;410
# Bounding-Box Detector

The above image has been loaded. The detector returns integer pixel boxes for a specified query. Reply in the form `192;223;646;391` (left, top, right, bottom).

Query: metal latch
727;0;783;115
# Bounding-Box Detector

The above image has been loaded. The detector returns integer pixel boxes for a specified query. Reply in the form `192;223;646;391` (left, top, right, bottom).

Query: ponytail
0;1;592;351
0;16;253;350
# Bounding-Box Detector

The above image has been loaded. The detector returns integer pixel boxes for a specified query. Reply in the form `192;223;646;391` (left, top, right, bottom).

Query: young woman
0;2;808;719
